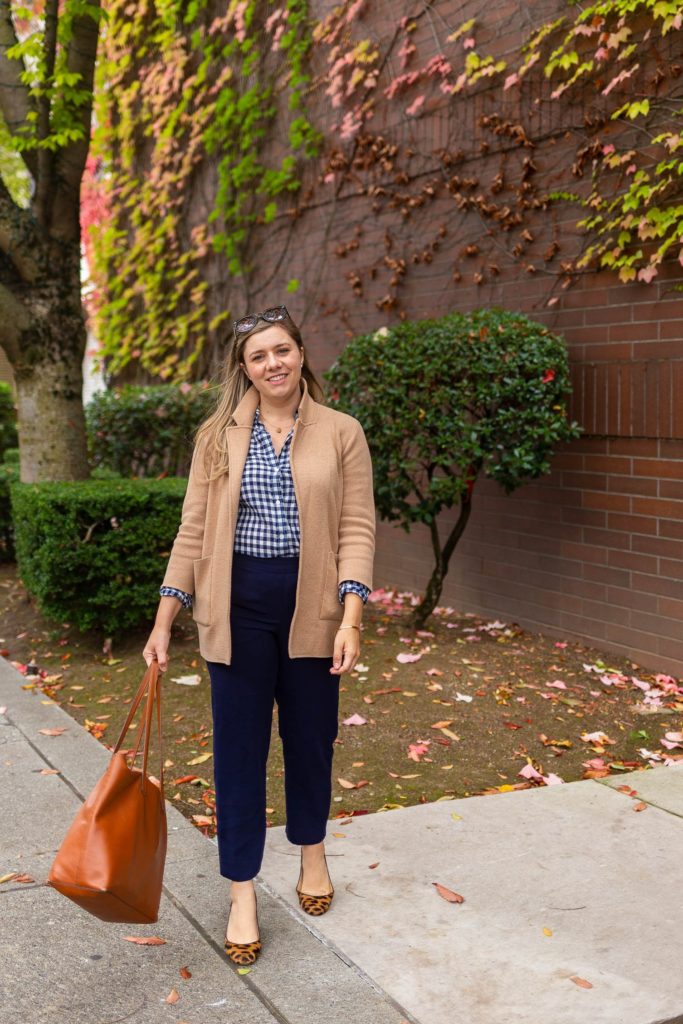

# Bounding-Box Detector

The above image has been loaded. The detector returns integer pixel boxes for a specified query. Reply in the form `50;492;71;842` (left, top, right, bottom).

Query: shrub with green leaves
0;458;18;562
324;307;582;625
10;477;188;633
0;383;17;462
85;382;216;478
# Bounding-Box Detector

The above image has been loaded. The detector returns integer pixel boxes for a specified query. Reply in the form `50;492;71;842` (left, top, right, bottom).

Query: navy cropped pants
205;552;339;882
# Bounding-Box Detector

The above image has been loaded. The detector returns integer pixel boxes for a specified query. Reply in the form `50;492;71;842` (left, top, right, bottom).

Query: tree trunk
409;493;473;629
14;333;90;482
0;0;100;482
7;238;91;482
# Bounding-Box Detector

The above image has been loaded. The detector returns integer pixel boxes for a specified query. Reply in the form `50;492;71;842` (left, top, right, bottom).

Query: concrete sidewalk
1;655;682;1024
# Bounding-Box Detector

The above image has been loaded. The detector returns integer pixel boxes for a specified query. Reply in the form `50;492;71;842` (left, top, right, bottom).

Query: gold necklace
258;409;296;434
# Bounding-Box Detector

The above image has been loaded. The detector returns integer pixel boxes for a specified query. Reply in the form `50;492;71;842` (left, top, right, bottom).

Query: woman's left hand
330;627;360;675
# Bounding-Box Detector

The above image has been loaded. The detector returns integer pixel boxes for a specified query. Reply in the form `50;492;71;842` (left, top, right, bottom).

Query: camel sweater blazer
160;376;376;665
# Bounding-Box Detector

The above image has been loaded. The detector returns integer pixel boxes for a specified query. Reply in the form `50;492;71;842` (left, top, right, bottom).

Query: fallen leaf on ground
580;731;615;745
633;801;647;812
337;777;369;789
343;713;367;726
38;727;67;736
171;675;201;687
432;881;464;903
569;975;593;989
187;753;212;765
439;727;460;741
192;814;214;826
165;988;180;1004
539;734;573;748
179;966;192;979
122;936;167;945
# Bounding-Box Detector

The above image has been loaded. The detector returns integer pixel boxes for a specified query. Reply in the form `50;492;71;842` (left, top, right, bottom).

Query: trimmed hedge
86;383;215;478
10;477;188;633
0;458;18;562
0;383;17;462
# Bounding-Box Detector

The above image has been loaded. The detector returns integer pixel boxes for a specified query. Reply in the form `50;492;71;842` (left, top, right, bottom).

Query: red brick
607;475;657;497
632;496;683;518
583;453;632;472
632;534;683;559
561;507;607;528
582;491;630;512
609;439;657;456
607;549;657;574
659;438;683;458
659;596;683;619
632;457;683;478
660;480;683;501
659;557;683;579
631;574;682;599
561;471;608;491
582;527;630;550
559;540;608;564
607;513;658;535
606;586;655;613
582;562;630;588
659;518;683;540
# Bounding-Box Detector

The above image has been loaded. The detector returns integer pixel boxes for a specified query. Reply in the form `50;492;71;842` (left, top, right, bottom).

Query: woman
143;305;376;966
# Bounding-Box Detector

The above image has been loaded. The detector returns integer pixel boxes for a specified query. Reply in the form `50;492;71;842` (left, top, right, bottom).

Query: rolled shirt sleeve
338;579;370;605
159;586;193;609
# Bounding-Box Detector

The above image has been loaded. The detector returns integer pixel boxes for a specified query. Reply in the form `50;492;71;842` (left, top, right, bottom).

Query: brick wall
236;0;683;675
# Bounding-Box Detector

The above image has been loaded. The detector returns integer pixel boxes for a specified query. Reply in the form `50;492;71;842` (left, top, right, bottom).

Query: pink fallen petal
343;713;368;726
543;773;565;786
581;731;614;744
547;680;567;690
583;757;607;769
518;763;544;781
397;652;423;663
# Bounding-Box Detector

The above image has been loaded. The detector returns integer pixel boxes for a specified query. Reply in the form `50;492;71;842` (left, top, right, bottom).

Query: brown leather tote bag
47;660;167;923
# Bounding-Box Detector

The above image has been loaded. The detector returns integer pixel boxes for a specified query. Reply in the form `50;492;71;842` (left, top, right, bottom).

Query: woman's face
240;326;303;402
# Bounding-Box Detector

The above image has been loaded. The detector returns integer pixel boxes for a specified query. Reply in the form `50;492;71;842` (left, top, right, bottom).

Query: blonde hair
194;317;326;480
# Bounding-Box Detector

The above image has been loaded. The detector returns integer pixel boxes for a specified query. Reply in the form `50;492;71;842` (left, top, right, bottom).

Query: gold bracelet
337;624;360;631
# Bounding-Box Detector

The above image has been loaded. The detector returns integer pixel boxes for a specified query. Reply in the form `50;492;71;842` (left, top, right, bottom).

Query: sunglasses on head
233;305;291;338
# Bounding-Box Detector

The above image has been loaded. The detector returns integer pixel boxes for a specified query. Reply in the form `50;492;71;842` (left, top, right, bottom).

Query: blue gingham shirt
160;406;370;609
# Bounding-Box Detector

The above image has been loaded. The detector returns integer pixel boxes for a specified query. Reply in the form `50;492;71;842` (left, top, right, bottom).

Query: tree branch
0;0;38;181
53;0;101;225
0;172;46;282
0;277;32;363
33;0;58;226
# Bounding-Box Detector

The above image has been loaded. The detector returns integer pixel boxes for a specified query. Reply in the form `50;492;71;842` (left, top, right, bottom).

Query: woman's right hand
142;624;171;672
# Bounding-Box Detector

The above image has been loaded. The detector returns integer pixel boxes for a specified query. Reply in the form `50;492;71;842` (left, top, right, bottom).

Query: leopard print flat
296;849;334;916
224;900;262;965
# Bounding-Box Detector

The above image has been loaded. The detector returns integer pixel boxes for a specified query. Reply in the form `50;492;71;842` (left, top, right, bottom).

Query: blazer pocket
319;549;343;621
192;555;213;626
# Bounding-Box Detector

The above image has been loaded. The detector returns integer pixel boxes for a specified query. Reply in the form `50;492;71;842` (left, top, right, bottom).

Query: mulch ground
1;562;681;840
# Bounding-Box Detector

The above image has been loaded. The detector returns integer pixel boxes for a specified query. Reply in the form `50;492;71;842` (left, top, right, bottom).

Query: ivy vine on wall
89;0;320;381
87;0;683;382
